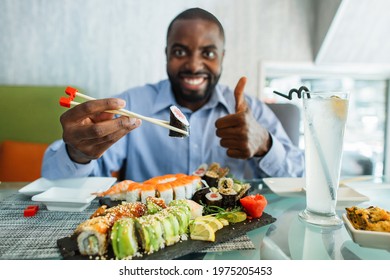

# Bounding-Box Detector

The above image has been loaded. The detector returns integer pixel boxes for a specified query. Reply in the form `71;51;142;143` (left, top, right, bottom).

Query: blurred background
1;0;390;180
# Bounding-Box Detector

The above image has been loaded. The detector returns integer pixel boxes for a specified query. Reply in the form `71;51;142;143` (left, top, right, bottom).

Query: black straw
273;86;311;100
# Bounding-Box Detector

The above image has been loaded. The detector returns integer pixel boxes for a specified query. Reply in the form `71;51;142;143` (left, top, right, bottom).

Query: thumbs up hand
215;77;271;159
234;76;248;113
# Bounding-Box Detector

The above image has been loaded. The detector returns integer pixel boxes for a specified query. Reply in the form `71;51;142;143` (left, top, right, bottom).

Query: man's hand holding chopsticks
60;98;142;164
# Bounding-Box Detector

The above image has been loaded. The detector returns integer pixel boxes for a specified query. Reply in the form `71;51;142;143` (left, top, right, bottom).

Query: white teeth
183;78;204;85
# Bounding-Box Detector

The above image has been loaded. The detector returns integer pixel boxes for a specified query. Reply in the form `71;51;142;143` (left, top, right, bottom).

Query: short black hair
166;8;225;43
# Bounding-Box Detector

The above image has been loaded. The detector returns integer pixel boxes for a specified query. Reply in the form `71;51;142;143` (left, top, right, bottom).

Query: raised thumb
234;76;248;113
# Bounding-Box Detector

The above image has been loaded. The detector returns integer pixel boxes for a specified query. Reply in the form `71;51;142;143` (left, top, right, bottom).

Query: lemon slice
218;218;229;226
330;96;348;119
190;222;215;242
200;217;224;231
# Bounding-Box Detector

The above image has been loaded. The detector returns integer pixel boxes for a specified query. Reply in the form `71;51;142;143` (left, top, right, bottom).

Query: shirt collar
151;79;234;115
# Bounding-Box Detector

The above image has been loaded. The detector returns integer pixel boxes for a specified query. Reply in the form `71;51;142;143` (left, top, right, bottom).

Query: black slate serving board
57;212;276;260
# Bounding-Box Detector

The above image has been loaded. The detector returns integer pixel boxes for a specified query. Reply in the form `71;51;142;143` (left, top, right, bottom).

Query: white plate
32;187;96;212
342;214;390;250
19;177;55;196
24;177;116;212
263;178;305;197
19;177;116;196
263;177;369;205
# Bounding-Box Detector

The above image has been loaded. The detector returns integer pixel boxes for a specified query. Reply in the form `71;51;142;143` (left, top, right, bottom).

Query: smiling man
166;11;225;111
42;8;304;181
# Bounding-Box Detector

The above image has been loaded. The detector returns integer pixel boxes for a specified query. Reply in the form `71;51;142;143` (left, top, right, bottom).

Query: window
264;75;386;177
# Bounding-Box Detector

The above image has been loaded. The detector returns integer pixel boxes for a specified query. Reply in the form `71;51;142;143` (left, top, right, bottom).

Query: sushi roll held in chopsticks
169;105;190;137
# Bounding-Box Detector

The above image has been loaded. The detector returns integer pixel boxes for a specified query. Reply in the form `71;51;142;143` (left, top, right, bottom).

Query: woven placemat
0;194;262;259
200;234;254;252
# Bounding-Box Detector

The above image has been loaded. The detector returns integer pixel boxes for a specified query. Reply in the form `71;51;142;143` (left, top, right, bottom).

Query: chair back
267;103;301;146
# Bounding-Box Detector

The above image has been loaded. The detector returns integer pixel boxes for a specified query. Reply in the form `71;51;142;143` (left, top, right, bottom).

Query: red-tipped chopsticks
59;87;189;136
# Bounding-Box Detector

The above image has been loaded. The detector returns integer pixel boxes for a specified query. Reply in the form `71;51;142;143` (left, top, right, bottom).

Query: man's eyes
203;50;216;59
171;49;217;59
173;49;186;57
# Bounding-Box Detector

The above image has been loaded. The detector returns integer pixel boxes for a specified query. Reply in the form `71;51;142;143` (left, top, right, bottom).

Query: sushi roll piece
168;206;191;235
146;196;164;214
146;196;167;209
125;182;142;202
191;187;211;205
75;202;147;256
94;180;135;201
181;180;195;200
169;105;190;138
156;183;174;205
135;215;165;254
205;191;223;207
110;218;138;259
90;201;147;220
192;163;208;177
218;178;238;208
141;183;156;203
220;192;237;208
185;175;202;198
75;215;115;256
202;170;219;188
155;211;180;246
172;183;186;200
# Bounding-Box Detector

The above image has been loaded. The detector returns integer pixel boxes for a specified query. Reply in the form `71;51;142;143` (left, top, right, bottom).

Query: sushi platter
57;211;275;260
57;163;276;260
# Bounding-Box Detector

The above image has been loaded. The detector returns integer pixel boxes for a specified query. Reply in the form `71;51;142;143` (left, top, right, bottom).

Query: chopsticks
60;87;189;136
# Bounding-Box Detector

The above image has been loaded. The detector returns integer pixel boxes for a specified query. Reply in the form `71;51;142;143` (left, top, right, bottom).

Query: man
42;8;304;181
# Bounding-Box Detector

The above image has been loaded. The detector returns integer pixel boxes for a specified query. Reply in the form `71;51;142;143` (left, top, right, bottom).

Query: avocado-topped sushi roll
169;105;190;137
135;215;165;254
76;202;146;256
168;206;191;235
110;218;138;259
155;211;180;246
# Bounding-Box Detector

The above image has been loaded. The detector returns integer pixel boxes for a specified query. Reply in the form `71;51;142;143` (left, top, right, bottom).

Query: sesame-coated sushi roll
110;218;138;259
75;215;115;256
168;206;191;235
155;211;180;246
135;215;165;254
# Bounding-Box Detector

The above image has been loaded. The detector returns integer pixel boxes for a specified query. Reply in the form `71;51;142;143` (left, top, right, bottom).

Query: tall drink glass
299;91;349;227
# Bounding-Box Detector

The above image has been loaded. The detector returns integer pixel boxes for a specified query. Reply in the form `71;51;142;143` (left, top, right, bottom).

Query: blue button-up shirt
42;80;304;181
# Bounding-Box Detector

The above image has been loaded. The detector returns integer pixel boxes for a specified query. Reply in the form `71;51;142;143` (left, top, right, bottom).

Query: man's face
166;19;225;111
